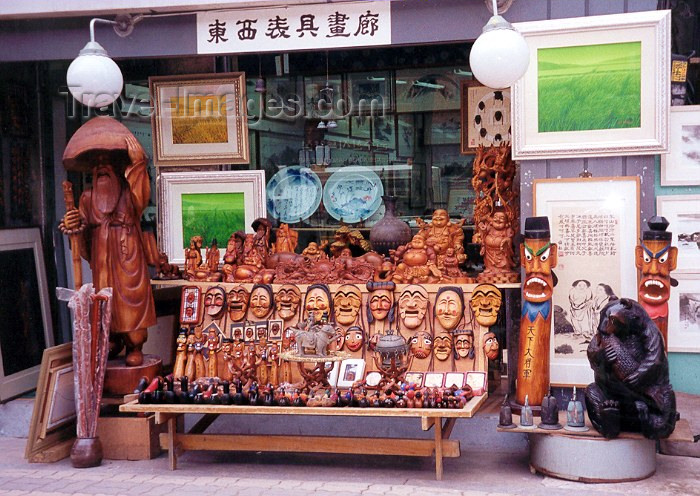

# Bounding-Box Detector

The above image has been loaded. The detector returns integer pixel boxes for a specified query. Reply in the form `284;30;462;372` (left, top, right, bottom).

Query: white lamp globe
469;15;530;89
67;41;123;108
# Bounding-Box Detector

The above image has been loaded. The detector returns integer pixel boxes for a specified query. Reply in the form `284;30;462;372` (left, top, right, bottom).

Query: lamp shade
67;41;123;108
469;16;530;89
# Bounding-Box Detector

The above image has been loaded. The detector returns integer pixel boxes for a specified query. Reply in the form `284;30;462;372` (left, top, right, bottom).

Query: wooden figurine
477;205;518;284
222;232;245;282
470;283;502;327
301;241;329;262
274;223;299;253
415;209;467;271
585;298;677;439
206;327;221;378
155;252;181;280
60;117;156;367
391;234;441;284
516;216;558;407
635;216;678;350
329;225;372;258
173;329;188;379
184;236;204;280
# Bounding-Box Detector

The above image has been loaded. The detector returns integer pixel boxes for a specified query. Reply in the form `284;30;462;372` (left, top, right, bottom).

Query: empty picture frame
158;170;266;266
512;10;670;160
661;105;700;186
0;227;55;401
150;73;250;166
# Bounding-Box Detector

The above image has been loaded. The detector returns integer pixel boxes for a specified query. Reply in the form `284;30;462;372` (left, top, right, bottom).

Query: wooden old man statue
60;117;156;367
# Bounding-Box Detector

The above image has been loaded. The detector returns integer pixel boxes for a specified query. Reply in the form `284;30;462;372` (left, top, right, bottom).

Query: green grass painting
537;41;641;133
181;192;245;248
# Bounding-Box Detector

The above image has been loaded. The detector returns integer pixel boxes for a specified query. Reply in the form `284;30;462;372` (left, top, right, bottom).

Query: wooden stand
120;394;488;480
103;354;162;395
280;351;348;391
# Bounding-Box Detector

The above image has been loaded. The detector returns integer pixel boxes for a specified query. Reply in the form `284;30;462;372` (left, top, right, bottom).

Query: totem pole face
176;331;187;350
369;289;394;321
483;331;500;361
453;331;474;360
250;285;273;318
435;288;463;331
333;285;363;325
204;286;226;318
227;286;250;321
635;239;678;308
398;285;429;329
521;238;558;303
275;285;301;321
304;285;331;322
470;284;502;327
344;326;365;352
433;331;453;361
408;331;433;359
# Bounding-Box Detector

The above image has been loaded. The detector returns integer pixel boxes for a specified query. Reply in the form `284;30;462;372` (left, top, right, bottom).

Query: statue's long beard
93;167;121;215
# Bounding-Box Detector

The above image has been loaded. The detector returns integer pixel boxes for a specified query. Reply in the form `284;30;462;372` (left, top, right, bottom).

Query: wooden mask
433;331;453;361
470;283;502;327
521;233;558;304
398;285;429;330
304;284;332;322
249;283;274;319
483;331;500;361
343;326;365;352
275;284;302;322
635;217;678;311
204;286;226;319
453;329;474;360
434;286;464;331
227;285;250;322
408;331;433;359
333;284;363;326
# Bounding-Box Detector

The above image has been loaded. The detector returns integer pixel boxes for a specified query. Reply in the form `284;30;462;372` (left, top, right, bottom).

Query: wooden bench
119;394;488;480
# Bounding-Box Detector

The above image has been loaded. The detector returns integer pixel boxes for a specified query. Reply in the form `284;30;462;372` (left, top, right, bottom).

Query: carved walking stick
62;180;83;289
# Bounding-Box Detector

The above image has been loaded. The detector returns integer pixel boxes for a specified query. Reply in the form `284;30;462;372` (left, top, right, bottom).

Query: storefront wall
4;0;697;395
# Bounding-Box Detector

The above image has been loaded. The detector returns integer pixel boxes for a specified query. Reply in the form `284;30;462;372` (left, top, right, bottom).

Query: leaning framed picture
656;194;700;274
461;80;511;154
534;176;640;386
668;275;700;353
661;105;700;186
150;72;250;166
0;227;55;401
158;170;265;266
337;358;365;388
512;10;670;160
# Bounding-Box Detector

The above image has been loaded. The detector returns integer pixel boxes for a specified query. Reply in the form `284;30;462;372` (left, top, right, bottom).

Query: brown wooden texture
515;315;550;406
103;355;162;396
158;433;460;458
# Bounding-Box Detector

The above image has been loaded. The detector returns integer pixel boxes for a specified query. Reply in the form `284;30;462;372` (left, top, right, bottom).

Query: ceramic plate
266;166;322;223
323;166;384;223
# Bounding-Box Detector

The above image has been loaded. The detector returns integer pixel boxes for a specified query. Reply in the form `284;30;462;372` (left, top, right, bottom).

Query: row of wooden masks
175;282;503;383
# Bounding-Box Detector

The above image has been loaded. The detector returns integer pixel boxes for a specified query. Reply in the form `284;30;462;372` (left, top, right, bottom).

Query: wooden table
120;394;488;480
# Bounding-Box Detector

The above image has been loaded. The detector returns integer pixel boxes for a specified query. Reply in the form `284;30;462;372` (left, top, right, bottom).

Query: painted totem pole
635;216;677;350
516;217;558;407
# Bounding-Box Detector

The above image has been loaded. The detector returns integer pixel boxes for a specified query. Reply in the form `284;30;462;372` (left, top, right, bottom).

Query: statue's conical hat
63;116;133;172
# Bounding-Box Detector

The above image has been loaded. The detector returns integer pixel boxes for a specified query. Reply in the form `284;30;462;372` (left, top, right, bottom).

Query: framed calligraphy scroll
534;176;640;386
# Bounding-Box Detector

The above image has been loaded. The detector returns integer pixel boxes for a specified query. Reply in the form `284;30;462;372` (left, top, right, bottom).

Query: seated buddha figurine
391;234;441;284
416;209;466;270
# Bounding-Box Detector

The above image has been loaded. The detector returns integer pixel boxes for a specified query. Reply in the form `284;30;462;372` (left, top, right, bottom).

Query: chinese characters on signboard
197;1;391;54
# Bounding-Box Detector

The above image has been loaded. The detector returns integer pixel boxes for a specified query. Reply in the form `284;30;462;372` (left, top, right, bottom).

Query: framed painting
158;170;265;266
512;10;670;160
426;112;461;145
373;115;395;148
656;194;700;274
668;275;700;353
347;72;393;115
304;74;343;120
350;115;372;140
263;76;304;123
661;105;700;186
460;80;511;154
337;359;365;388
0;228;55;401
150;73;250;166
534;177;640;386
396;114;415;158
395;67;461;113
25;343;75;463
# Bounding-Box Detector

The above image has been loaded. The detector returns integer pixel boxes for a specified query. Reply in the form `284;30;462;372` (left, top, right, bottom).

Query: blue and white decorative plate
323;166;384;223
266;166;322;223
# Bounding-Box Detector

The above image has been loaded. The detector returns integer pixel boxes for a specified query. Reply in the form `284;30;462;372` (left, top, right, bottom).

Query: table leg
168;416;177;471
434;416;443;481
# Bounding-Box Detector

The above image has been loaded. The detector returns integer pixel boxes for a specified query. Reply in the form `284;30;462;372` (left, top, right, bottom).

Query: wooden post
168;416;177;471
62;181;82;289
434;416;443;481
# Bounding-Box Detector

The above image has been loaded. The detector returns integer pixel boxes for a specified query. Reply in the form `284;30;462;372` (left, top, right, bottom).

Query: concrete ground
1;434;700;496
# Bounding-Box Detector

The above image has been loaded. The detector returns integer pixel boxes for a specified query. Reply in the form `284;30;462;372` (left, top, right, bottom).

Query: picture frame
327;361;341;388
25;343;74;463
229;323;244;341
444;372;465;389
534;176;640;386
180;286;203;325
656;194;700;274
347;72;393;115
395;67;461;113
244;324;256;343
158;170;266;266
512;10;671;160
263;76;304;123
255;321;268;342
337;358;365;388
0;227;55;401
404;372;424;387
268;319;283;341
465;371;487;396
396;114;415;158
426;112;461;145
423;372;444;388
350;115;372;140
460;80;511;154
150;73;250;166
661;106;700;186
373;115;395;149
668;275;700;353
304;74;343;120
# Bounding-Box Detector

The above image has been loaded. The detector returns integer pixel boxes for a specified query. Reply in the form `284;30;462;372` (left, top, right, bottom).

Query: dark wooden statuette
585;298;677;439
